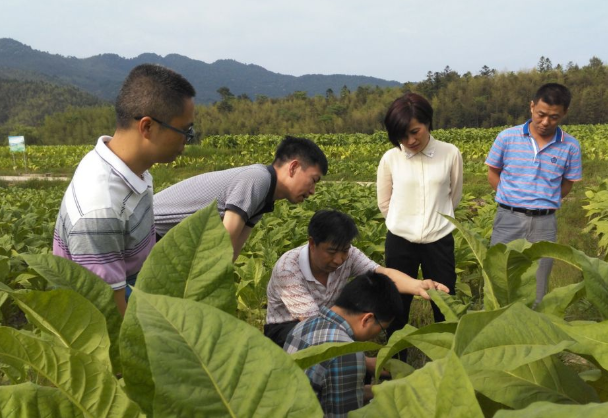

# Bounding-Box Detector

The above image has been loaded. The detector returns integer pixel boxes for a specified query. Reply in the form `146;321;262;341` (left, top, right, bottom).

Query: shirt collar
318;306;355;338
400;134;437;158
523;119;563;143
95;136;151;194
299;244;317;283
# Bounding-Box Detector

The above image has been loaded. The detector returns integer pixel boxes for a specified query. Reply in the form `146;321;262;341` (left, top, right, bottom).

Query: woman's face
399;118;430;154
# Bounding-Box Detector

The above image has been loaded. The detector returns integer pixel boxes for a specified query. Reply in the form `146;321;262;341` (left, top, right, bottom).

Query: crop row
2;124;608;178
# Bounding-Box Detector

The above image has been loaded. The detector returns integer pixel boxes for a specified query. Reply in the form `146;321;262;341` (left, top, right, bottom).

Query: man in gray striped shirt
53;64;196;315
154;136;328;260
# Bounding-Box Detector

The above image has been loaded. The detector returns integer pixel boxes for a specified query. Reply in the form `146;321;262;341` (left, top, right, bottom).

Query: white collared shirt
377;135;463;243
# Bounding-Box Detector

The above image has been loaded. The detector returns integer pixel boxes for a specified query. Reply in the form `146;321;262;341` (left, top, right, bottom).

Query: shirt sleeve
564;140;583;181
451;146;464;208
377;152;393;218
225;170;271;223
64;213;127;290
348;247;380;276
485;134;505;169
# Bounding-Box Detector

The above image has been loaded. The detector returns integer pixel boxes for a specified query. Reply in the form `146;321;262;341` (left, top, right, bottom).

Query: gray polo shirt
154;164;277;236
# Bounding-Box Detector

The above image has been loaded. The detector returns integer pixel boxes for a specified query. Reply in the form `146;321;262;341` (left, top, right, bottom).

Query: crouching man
284;271;402;417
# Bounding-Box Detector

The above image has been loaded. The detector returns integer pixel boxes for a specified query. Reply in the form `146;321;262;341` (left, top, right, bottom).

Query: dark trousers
385;231;457;342
264;321;299;348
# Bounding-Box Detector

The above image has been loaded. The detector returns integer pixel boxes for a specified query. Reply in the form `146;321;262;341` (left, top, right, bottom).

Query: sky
2;0;607;83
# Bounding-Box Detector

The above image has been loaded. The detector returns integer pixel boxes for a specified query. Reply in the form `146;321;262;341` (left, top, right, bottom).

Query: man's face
529;99;567;140
308;239;350;275
152;97;195;164
352;314;391;342
286;162;323;203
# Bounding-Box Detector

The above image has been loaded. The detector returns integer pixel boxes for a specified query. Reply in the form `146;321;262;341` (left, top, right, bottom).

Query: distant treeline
2;57;607;145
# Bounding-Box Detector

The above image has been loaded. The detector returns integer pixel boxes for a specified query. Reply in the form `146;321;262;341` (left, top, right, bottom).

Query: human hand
417;279;450;299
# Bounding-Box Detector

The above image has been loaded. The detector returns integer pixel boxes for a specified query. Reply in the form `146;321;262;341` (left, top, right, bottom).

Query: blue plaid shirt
284;307;365;417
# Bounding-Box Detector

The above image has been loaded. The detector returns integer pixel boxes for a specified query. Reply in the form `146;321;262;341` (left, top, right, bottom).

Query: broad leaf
454;303;575;372
20;253;122;373
128;290;322;417
375;323;456;380
522;242;608;318
137;202;236;314
483;243;536;307
0;327;143;417
0;382;85;418
289;341;382;370
471;356;599;409
550;319;608;370
428;289;469;322
494;401;608;418
537;282;586;318
351;351;483;418
375;324;417;380
9;288;111;369
382;359;415;379
119;295;154;417
444;215;499;310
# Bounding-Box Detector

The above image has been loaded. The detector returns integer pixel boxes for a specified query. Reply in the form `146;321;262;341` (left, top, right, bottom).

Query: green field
2;126;608;415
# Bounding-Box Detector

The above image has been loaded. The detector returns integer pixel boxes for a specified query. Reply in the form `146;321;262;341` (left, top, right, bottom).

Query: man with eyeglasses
154;135;328;261
265;209;448;348
284;271;403;417
53;64;196;315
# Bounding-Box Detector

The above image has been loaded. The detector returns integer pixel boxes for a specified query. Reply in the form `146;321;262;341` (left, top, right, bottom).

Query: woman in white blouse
377;93;463;351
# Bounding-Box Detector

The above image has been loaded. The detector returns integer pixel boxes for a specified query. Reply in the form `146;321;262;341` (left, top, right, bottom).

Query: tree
217;86;234;101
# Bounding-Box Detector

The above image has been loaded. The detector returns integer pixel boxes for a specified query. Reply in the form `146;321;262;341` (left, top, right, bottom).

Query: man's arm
113;288;127;316
487;165;502;191
222;210;250;261
561;179;574;198
375;266;449;299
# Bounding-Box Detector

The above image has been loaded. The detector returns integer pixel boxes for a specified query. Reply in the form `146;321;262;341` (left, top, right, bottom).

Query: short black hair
273;136;328;175
384;93;434;148
115;64;196;129
533;83;572;110
334;271;403;322
308;210;359;249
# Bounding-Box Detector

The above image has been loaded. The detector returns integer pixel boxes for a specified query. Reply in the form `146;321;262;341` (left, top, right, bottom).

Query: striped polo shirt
154;164;277;236
485;120;582;209
53;136;156;290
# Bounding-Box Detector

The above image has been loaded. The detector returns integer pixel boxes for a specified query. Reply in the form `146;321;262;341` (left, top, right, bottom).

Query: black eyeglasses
373;314;388;342
135;116;195;143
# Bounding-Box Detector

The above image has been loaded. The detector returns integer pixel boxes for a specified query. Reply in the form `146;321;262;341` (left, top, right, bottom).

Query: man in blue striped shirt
485;83;582;306
284;271;402;417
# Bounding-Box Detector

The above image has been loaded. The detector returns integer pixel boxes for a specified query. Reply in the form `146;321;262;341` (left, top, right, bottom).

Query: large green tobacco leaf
289;341;382;370
0;327;143;417
454;303;575;373
444;215;499;310
127;290;322;417
0;382;85;417
494;401;608;418
483;242;536;307
375;323;456;380
428;289;469;321
20;253;122;373
136;203;236;314
549;319;608;370
351;351;483;418
119;294;154;417
471;356;599;409
521;241;608;318
537;282;586;318
8;288;111;369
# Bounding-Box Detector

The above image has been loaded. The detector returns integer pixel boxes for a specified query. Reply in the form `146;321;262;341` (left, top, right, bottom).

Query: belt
498;203;556;216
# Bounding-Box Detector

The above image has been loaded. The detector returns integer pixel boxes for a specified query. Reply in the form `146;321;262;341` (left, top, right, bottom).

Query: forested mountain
0;38;401;104
0;78;104;127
